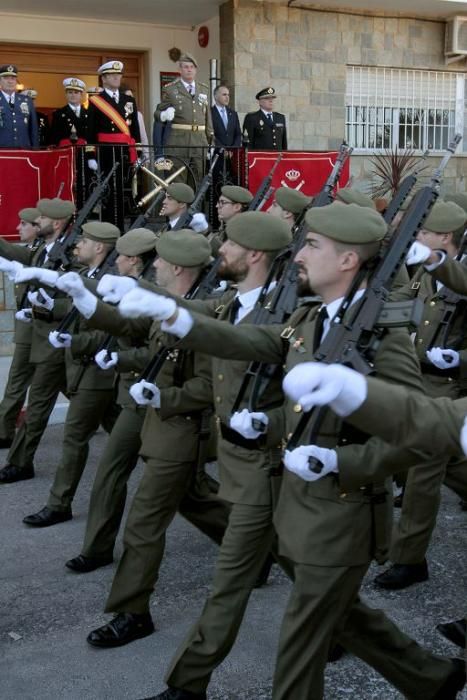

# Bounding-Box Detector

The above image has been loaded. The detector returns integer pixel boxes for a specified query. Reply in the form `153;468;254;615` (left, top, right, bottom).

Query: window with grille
345;66;465;152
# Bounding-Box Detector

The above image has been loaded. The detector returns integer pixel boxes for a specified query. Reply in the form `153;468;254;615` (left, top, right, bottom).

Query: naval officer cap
305;201;387;244
256;87;277;100
423;201;467;234
221;185;253;206
156;229;211;267
444;192;467;214
166;183;195;204
226;211;292;251
63;77;86;92
275;187;311;214
81;221;120;244
179;53;198;68
97;61;124;75
0;65;18;77
116;228;158;256
37;198;75;220
18;207;40;224
336;188;376;209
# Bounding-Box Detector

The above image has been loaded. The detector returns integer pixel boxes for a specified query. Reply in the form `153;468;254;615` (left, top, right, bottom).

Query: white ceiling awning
275;0;467;19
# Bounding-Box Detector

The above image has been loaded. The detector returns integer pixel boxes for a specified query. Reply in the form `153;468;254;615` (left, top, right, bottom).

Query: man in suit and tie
243;86;287;151
0;64;39;148
211;84;241;150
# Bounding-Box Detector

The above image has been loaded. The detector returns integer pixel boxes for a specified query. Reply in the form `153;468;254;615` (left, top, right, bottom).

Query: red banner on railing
247;150;350;205
0;147;74;240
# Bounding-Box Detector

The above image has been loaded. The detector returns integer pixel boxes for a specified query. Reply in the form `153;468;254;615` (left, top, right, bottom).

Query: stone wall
219;0;467;190
0;274;16;355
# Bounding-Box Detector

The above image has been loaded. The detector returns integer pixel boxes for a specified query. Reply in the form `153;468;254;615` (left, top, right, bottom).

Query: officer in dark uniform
0;65;39;148
20;89;49;146
242;87;287;151
50;78;89;208
86;60;141;230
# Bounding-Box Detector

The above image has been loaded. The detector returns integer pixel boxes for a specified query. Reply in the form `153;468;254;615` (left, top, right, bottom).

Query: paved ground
0;420;466;700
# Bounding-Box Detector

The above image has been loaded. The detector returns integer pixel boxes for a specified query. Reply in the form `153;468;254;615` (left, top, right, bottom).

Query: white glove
88;159;98;171
55;272;97;319
426;347;460;370
461;417;467;456
190;212;209;233
15;308;32;323
14;267;59;286
229;408;268;439
96;274;137;304
160;107;175;123
284;445;338;482
119;287;177;320
283;362;368;417
0;257;23;281
48;330;72;348
28;288;54;311
94;349;118;369
206;147;215;161
129;379;161;408
406;241;431;265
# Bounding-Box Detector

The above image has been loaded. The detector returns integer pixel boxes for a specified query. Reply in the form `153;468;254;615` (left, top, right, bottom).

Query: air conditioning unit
445;16;467;55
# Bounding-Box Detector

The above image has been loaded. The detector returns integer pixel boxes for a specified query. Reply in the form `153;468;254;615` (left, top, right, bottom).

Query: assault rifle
230;142;353;419
286;134;462;471
383;150;429;225
130;189;165;230
172;151;222;230
247;154;282;211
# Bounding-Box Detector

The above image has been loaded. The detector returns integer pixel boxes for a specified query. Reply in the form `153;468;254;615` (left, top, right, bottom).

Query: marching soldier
21;221;121;527
0;207;42;448
86;60;141;230
153;53;213;185
242;87;287;151
0;197;75;483
209;184;253;254
0;65;38;148
117;203;464;700
158;183;208;235
267;186;311;229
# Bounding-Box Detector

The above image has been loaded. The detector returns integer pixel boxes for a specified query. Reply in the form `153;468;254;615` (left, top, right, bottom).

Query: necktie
188;85;194;97
221;107;228;129
266;113;273;125
8;96;14;110
229;297;242;324
112;92;118;103
313;306;328;352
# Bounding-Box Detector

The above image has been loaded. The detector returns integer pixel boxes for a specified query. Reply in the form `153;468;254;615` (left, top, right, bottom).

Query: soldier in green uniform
157;183;208;235
55;229;229;647
154;53;213;185
116;203;464;700
267;186;312;230
20;221;121;527
0;207;41;448
0;197;75;483
65;227;157;572
374;200;467;589
209;184;253;254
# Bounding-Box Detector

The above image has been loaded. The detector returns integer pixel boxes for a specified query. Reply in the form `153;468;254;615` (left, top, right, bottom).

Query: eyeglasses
217;199;233;207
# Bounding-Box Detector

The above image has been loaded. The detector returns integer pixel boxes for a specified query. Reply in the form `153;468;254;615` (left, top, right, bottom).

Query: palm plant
367;147;427;200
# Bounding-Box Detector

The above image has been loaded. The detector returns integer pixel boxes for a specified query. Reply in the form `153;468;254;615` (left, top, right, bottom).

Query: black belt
421;362;460;380
219;421;266;451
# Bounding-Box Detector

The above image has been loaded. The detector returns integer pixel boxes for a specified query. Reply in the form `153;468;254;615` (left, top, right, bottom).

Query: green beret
37;198;75;220
305;202;387;244
166;183;195;204
179;53;198;68
226;211;292;251
81;221;120;244
116;228;158;256
444;192;467;214
275;187;311;215
221;185;253;206
424;201;467;234
336;189;376;209
156;229;211;267
18;207;40;224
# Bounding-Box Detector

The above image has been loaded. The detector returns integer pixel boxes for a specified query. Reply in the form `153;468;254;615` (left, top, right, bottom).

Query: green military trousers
104;454;230;615
272;561;456;700
0;342;34;442
81;407;144;559
7;360;67;469
47;387;119;512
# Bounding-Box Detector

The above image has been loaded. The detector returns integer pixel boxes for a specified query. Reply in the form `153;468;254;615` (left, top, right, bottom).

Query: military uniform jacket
0;93;39;148
170;300;424;566
88;299;213;461
154;78;213;148
430;255;467;296
86;92;140;151
50;104;88;146
11;239;44;346
242;110;287;151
